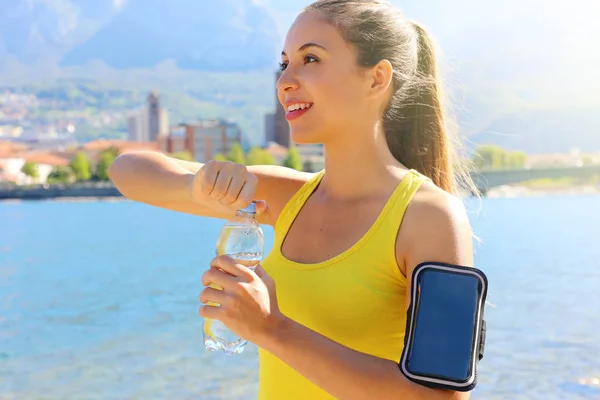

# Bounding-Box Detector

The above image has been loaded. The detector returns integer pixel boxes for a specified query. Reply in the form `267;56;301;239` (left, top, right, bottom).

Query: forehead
283;11;348;54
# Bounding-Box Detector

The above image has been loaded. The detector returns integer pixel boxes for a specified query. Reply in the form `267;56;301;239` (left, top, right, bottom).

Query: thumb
254;264;274;286
255;200;269;216
254;264;269;279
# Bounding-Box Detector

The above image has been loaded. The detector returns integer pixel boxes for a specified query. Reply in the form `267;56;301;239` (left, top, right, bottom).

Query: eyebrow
281;42;327;56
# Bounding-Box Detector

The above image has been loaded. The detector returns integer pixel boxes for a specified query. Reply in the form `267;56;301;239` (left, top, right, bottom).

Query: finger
199;304;223;320
220;165;247;205
200;287;232;306
254;265;272;284
254;264;266;279
199;162;219;195
230;174;257;211
202;267;239;289
254;265;275;296
211;166;233;200
255;200;269;216
211;255;253;280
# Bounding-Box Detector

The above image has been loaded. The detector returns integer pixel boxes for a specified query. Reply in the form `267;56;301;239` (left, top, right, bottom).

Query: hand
191;160;268;215
199;255;285;348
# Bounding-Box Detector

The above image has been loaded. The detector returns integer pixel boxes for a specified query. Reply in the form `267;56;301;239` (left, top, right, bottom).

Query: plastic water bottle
203;201;264;355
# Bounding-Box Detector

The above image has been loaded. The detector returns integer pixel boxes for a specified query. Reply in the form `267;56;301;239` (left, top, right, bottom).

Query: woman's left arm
199;190;473;400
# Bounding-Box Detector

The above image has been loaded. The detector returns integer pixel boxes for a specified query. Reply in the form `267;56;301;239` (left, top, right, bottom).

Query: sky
265;0;600;107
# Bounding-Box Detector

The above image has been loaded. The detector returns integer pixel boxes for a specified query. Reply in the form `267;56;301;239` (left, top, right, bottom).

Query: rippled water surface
1;195;599;399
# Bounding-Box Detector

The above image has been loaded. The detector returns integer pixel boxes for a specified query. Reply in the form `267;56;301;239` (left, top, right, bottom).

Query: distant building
46;139;160;167
81;139;158;155
0;125;23;138
0;141;27;155
158;125;188;154
263;142;289;165
296;143;325;172
526;148;591;168
0;152;69;185
127;108;148;142
147;91;160;142
158;119;243;162
1;136;78;151
147;91;169;142
128;91;169;142
264;113;275;144
264;71;290;147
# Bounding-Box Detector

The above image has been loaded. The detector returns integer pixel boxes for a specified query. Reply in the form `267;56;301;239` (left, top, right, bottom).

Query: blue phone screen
407;269;480;382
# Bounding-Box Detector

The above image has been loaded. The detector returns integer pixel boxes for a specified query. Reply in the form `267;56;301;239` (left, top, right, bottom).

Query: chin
289;127;325;145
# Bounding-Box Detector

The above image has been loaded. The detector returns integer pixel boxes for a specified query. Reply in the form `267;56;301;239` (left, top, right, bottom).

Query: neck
319;124;408;200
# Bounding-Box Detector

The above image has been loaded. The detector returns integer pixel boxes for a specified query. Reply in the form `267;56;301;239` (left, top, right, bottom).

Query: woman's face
277;12;375;145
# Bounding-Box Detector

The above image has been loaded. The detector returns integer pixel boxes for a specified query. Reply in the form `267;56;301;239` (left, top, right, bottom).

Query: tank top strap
273;169;428;247
273;169;325;243
383;169;430;222
365;169;430;281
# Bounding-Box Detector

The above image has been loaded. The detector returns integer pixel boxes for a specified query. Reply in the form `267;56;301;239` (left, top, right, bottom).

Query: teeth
287;103;311;112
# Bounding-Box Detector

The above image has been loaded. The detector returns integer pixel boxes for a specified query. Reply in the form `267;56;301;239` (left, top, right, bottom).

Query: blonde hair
305;0;476;195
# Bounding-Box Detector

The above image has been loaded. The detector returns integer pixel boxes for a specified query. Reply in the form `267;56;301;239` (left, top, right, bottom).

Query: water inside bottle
216;224;264;265
223;251;262;270
204;222;263;355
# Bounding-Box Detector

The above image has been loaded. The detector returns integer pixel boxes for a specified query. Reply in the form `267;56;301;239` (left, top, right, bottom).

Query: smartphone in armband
399;262;488;392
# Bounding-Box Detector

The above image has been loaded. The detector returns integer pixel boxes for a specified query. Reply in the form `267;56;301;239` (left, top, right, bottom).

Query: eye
279;62;288;71
304;55;319;64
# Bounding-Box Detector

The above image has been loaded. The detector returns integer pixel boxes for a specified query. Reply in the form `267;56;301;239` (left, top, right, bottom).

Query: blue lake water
1;195;600;399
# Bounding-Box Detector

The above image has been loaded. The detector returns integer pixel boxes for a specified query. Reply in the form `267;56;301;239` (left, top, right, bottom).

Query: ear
366;59;394;100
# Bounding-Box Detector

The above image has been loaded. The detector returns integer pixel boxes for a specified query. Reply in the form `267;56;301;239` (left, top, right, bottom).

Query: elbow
107;152;128;185
389;373;470;400
108;152;141;199
416;387;470;400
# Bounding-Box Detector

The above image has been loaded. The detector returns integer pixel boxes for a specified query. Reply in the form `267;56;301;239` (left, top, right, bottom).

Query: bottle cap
238;201;257;214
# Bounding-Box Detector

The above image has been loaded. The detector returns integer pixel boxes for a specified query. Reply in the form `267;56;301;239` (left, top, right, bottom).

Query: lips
285;102;313;121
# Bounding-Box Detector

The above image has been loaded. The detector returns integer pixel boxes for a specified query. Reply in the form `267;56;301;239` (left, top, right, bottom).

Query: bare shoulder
396;180;474;276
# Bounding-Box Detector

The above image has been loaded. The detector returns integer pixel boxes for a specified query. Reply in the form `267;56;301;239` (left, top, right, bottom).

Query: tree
284;147;303;171
95;152;116;181
472;145;527;170
246;147;276;166
506;151;527;169
213;153;229;162
47;166;73;184
70;151;92;181
582;156;595;167
21;162;38;182
169;151;194;162
473;145;504;170
228;142;246;164
102;146;120;159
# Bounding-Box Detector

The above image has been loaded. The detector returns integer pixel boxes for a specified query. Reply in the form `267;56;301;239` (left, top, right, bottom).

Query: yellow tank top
258;169;428;400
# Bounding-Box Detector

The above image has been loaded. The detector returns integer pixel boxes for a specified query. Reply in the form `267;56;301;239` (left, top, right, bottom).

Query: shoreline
0;196;128;203
0;183;122;201
1;183;599;202
485;184;600;198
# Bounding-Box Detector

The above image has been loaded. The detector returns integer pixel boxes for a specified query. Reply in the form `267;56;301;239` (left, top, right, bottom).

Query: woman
109;1;475;399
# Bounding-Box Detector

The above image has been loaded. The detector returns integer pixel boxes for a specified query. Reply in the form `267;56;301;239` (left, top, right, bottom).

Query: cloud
113;0;127;10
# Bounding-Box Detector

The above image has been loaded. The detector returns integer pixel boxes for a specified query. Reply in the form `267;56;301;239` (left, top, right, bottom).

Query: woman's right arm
107;150;313;226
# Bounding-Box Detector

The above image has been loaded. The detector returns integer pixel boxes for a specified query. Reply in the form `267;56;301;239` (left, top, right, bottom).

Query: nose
276;68;299;94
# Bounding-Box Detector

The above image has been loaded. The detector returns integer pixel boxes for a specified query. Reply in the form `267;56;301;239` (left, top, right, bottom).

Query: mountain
467;107;600;154
62;0;280;71
0;0;281;71
0;0;118;63
0;0;598;152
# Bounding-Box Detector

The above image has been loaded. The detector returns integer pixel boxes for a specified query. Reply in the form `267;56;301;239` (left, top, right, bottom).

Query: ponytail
384;21;462;194
305;1;476;196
